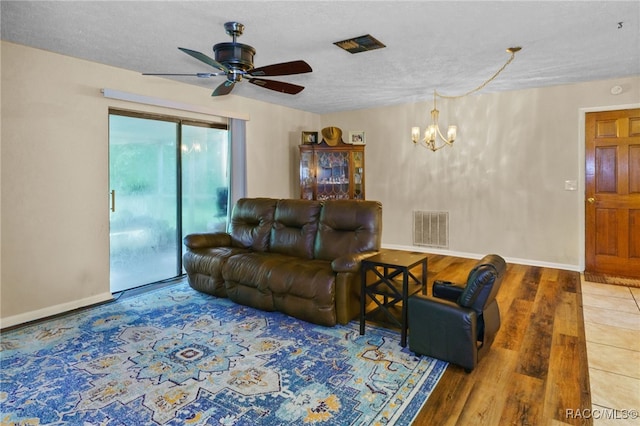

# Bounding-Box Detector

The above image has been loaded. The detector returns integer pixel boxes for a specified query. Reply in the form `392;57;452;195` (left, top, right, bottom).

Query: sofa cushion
269;258;336;326
229;198;277;251
270;199;322;259
267;258;334;300
183;246;250;296
314;200;382;261
223;252;337;326
222;252;277;311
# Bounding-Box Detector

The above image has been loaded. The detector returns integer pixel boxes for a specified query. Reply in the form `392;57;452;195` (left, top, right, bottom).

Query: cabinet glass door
317;151;350;200
300;150;314;200
353;151;364;199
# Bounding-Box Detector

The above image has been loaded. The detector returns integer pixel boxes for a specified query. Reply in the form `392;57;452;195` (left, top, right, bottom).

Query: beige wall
322;76;640;267
0;42;319;327
1;41;639;327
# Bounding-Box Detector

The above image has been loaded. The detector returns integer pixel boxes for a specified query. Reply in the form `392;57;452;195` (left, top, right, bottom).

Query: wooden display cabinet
299;142;365;200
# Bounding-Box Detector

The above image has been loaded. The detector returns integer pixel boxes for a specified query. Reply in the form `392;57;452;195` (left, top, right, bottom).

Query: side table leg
401;268;408;347
422;258;427;295
360;265;367;335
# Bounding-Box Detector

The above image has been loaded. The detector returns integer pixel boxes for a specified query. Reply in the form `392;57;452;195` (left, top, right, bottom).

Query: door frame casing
578;102;640;272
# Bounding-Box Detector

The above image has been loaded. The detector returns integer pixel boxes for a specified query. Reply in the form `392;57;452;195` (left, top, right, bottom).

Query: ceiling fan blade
212;80;235;96
248;60;312;77
142;72;223;78
248;78;305;94
178;47;229;72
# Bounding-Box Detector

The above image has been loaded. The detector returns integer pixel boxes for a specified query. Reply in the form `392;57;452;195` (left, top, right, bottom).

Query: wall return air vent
413;211;449;248
334;34;386;54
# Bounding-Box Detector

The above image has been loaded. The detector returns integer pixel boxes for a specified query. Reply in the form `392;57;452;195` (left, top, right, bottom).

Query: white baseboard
381;244;582;272
1;292;114;330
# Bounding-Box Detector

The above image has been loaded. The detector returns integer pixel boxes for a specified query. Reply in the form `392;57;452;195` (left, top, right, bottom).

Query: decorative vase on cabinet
299;142;365;200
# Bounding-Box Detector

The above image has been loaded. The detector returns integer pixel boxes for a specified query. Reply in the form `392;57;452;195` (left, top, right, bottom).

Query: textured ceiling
2;1;639;114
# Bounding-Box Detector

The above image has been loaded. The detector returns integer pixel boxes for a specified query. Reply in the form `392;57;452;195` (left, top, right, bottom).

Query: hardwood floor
410;254;591;426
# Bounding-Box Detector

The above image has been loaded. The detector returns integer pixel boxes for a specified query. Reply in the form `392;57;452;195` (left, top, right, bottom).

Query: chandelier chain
435;48;519;100
412;47;521;152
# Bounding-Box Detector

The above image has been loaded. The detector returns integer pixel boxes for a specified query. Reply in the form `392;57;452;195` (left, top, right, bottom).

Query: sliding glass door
109;111;228;293
181;123;229;237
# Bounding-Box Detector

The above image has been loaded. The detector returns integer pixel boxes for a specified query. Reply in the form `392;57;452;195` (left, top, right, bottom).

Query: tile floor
581;278;640;426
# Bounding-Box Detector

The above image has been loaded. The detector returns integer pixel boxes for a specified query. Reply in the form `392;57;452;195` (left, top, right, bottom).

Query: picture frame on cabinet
302;131;318;144
348;131;366;145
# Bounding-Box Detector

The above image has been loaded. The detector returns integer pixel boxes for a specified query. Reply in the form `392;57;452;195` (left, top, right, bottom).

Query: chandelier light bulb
447;126;457;142
426;125;436;143
411;127;420;143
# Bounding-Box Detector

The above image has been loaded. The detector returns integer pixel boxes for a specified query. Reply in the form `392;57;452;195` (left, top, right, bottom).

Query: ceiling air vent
334;34;386;54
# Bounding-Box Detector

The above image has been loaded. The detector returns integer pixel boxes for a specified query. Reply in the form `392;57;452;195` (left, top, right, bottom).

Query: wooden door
585;108;640;278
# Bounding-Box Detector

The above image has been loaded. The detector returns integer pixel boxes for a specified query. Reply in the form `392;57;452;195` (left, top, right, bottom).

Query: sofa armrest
331;251;378;273
432;280;465;302
183;232;232;249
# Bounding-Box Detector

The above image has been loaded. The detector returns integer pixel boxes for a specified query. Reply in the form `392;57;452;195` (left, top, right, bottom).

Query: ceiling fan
143;21;312;96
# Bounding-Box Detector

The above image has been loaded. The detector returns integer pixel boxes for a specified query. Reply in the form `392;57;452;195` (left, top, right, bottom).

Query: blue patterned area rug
1;282;447;425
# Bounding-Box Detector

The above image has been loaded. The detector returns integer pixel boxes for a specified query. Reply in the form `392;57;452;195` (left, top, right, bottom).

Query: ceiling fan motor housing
145;20;310;96
213;42;255;71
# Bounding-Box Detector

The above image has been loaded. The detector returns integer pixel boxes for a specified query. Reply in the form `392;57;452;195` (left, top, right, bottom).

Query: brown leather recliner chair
408;254;507;372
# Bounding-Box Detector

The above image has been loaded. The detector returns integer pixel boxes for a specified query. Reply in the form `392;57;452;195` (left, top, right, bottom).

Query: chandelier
412;47;521;152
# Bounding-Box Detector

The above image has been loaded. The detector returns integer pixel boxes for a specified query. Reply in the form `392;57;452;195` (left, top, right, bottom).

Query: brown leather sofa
183;197;382;326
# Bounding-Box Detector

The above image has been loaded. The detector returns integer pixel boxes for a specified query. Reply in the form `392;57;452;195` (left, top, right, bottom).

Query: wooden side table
359;250;427;347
